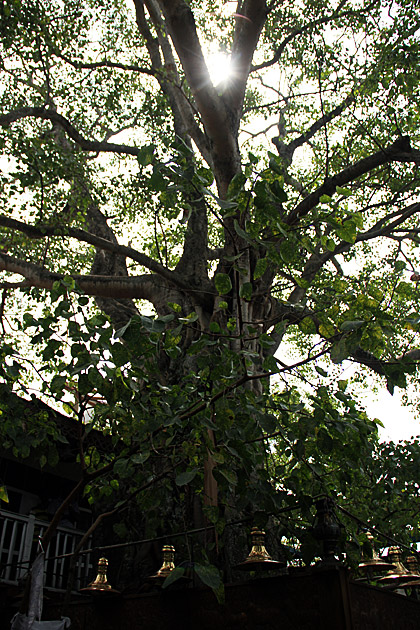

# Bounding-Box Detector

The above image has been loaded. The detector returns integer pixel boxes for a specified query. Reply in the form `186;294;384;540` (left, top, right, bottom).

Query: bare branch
0;215;189;289
0;252;169;301
286;136;420;225
55;52;156;76
288;201;420;303
252;0;377;72
0;107;141;156
272;94;354;165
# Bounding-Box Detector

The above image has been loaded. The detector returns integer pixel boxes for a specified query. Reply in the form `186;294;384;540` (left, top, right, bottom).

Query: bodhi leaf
214;273;232;295
0;485;9;503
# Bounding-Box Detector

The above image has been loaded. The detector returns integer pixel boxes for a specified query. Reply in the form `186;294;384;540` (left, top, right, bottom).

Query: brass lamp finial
148;545;176;581
377;547;417;586
358;532;395;577
80;557;120;595
398;554;420;589
235;527;284;571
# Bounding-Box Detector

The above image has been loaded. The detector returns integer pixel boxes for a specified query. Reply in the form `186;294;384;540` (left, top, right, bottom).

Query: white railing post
19;512;35;580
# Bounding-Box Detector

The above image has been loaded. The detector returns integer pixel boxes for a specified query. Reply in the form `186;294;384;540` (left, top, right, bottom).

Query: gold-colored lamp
398;554;420;589
80;557;120;595
377;547;417;586
235;527;284;571
358;533;396;576
148;545;176;581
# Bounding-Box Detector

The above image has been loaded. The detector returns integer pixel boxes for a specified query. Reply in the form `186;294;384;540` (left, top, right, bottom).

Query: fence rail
0;510;92;591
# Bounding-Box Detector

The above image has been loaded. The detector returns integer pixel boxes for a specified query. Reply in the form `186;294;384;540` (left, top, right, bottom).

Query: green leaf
336;221;357;243
168;302;182;312
239;282;252;301
270;179;287;202
132;452;150;465
175;469;198;486
319;323;335;338
227;172;246;199
299;316;317;334
0;485;9;503
233;219;255;245
162;566;185;589
179;314;199;325
254;257;268;280
330;339;350;364
214;273;232;295
210;321;221;333
319;194;332;203
268;157;283;175
258;413;277;433
203;188;238;210
336;186;352;197
340;320;365;332
326;238;336;252
219;469;238;485
137;144;155;166
194;563;223;590
279;240;295;263
315;366;328;377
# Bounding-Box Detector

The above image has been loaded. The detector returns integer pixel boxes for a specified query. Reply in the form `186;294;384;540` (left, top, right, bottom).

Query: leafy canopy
0;0;420;565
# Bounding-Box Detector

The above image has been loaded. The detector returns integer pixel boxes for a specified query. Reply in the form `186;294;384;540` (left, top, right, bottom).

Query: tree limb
0;252;175;303
252;0;377;72
156;0;241;191
286;136;420;225
0;215;195;293
272;93;354;165
0;107;141;156
226;0;268;121
351;347;420;377
55;52;156;75
287;201;420;303
134;0;213;166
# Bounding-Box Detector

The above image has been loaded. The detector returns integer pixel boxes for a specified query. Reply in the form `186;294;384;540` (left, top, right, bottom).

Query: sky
363;390;420;443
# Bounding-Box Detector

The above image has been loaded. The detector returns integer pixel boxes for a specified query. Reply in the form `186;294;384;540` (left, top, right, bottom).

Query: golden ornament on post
235;527;284;571
398;554;420;589
147;545;176;581
80;557;120;596
377;547;418;587
357;532;395;581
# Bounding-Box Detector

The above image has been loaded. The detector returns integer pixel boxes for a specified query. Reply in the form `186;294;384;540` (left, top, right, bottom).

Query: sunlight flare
206;51;234;86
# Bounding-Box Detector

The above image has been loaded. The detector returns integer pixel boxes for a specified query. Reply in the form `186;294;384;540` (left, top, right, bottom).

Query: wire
335;503;420;557
0;504;301;568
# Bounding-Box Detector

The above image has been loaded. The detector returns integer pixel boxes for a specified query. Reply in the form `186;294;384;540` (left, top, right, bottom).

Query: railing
0;510;93;591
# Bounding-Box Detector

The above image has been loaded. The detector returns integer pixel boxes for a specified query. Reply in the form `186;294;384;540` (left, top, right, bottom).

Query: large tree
1;0;420;571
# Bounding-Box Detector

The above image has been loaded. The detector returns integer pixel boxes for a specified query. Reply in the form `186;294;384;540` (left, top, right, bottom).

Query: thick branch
288;201;420;303
351;347;420;377
226;0;268;121
0;215;194;293
272;94;354;165
134;0;212;166
0;252;172;302
286;136;420;225
0;107;140;156
55;53;156;75
156;0;240;191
